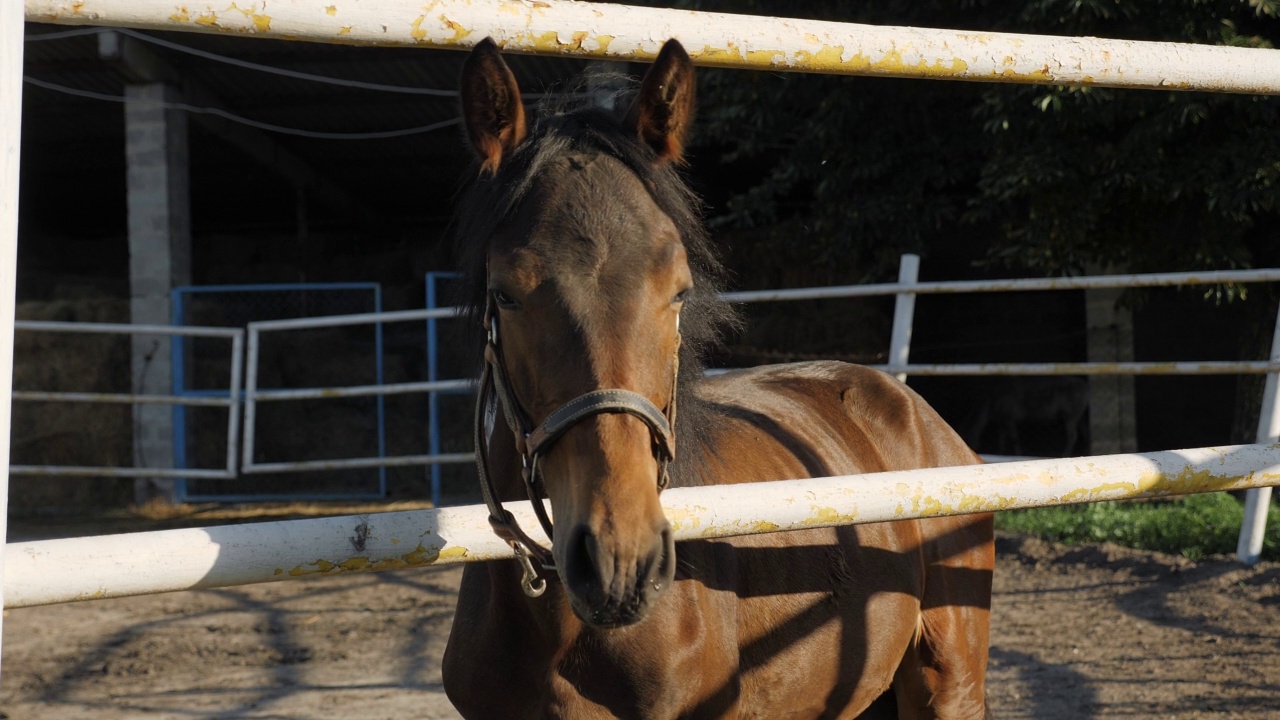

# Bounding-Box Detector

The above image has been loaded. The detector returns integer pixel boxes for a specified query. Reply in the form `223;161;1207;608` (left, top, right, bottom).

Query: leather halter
473;292;679;597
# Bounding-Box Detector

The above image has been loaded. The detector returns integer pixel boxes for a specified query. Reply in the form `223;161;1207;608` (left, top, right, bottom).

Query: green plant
995;492;1280;561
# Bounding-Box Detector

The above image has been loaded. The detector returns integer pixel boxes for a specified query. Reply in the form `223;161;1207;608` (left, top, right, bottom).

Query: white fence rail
241;308;472;475
10;321;245;480
24;0;1280;95
7;0;1280;685
7;442;1279;608
237;266;1280;476
3;0;24;669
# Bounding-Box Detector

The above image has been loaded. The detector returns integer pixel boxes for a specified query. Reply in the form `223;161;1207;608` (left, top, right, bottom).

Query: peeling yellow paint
273;568;283;576
745;49;782;66
665;506;703;529
195;12;219;27
402;544;437;565
339;557;369;571
370;557;409;571
325;4;337;15
410;15;427;41
531;30;568;51
804;505;856;526
595;34;615;53
444;18;474;42
696;44;746;64
71;1;85;13
846;50;970;79
919;495;946;516
338;26;352;36
170;7;191;23
438;546;469;561
252;13;272;32
958;493;1017;513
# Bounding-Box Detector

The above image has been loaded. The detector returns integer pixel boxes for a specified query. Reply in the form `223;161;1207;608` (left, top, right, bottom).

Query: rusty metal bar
23;0;1280;94
7;442;1279;608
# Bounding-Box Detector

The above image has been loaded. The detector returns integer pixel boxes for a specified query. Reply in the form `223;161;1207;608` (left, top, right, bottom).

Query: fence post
1;0;26;672
1236;301;1280;565
889;254;920;382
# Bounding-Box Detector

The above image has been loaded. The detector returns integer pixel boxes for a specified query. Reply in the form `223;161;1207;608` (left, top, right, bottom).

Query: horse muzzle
558;519;677;628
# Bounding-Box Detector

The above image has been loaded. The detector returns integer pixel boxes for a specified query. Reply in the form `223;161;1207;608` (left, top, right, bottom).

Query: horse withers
442;37;994;719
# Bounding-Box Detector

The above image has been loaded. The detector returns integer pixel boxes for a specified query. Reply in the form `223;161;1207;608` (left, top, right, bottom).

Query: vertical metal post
171;287;188;500
426;272;444;507
373;285;387;497
889;254;920;382
225;331;244;479
1236;301;1280;565
0;0;26;673
242;325;261;471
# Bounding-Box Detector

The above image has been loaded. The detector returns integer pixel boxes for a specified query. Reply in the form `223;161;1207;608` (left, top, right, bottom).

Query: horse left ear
625;39;696;164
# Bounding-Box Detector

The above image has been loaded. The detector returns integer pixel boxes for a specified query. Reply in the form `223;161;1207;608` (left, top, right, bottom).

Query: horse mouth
559;523;677;628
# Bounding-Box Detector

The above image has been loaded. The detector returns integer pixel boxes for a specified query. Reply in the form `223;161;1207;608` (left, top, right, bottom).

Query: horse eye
492;289;519;310
672;288;691;305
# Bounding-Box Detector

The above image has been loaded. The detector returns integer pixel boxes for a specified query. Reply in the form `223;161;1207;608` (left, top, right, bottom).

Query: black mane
452;88;736;486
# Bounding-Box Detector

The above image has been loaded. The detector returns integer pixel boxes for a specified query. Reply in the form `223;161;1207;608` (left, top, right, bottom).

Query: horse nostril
564;525;603;594
645;522;676;592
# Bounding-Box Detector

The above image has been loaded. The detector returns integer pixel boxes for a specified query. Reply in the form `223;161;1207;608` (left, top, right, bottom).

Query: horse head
457;38;700;627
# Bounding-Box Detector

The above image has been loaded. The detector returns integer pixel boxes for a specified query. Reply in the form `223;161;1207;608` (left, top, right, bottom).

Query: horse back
694;360;980;481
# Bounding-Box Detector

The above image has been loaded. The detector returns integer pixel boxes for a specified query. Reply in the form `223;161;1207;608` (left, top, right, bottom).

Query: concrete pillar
1085;287;1138;454
125;83;191;505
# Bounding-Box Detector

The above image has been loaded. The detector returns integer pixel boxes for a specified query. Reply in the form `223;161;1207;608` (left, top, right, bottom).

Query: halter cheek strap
473;293;679;598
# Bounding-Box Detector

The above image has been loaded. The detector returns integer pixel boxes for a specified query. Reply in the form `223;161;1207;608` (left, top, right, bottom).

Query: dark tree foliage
674;0;1280;287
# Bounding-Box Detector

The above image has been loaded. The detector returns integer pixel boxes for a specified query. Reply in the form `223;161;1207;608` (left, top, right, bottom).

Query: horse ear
625;39;696;164
460;38;527;175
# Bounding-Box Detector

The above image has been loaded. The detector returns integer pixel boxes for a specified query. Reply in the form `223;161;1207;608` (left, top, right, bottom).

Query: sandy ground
2;532;1278;719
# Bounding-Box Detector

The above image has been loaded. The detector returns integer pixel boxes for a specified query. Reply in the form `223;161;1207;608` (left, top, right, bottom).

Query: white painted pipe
1237;305;1280;564
721;268;1280;303
872;361;1280;376
23;0;1280;94
889;253;919;383
14;320;241;337
7;442;1280;608
1;0;25;669
242;451;474;474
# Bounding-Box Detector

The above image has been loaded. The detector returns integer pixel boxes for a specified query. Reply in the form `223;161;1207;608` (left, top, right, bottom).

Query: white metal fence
242;308;471;474
10;320;245;479
235;264;1280;477
7;0;1280;689
13;266;1280;480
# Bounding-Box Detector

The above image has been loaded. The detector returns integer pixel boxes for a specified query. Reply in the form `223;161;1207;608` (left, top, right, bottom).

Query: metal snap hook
511;542;547;598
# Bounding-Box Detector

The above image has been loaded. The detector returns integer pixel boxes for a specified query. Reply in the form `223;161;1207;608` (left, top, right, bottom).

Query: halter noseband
473;292;679;597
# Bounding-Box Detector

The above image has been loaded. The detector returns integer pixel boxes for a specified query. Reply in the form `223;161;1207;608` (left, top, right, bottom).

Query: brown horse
442;38;994;719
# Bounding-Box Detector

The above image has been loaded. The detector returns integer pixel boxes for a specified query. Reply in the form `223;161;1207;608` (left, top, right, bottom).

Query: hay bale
10;298;135;512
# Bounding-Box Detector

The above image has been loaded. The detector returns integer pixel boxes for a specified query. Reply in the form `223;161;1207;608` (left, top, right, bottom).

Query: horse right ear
460;38;527;176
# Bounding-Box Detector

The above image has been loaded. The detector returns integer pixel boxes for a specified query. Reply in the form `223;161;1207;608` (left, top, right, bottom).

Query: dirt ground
2;528;1278;719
